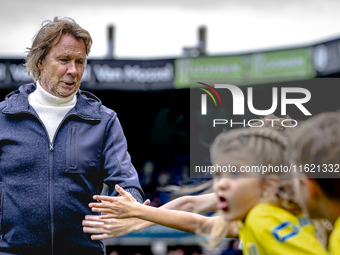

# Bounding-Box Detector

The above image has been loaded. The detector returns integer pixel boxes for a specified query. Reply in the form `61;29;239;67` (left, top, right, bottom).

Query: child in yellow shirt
292;112;340;255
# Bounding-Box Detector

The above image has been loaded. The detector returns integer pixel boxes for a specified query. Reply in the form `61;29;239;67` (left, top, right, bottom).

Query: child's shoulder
241;203;328;255
246;202;298;225
244;202;313;240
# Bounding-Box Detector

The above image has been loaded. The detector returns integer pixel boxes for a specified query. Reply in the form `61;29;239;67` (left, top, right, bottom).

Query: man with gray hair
0;17;144;255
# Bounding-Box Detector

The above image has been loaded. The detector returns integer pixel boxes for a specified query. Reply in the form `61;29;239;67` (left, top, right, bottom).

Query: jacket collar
3;83;102;120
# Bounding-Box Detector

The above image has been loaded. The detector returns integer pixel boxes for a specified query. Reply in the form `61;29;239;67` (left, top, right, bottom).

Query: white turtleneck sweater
28;81;77;143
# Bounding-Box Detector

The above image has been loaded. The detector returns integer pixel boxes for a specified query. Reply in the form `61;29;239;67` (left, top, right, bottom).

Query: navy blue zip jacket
0;83;144;255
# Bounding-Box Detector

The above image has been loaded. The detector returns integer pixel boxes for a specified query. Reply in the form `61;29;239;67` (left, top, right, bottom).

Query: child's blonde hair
210;127;290;169
247;114;293;138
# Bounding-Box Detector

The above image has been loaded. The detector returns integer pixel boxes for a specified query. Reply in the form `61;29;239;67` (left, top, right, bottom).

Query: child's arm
83;187;218;239
89;184;216;235
162;193;218;214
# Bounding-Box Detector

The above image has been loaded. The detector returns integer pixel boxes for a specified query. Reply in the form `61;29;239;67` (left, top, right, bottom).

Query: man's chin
57;88;78;98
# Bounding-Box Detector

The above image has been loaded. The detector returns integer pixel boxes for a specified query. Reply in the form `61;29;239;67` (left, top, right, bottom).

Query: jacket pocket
66;123;100;174
69;125;77;169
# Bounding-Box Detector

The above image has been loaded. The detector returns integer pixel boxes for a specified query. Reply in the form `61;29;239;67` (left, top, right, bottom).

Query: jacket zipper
49;143;54;255
47;114;72;255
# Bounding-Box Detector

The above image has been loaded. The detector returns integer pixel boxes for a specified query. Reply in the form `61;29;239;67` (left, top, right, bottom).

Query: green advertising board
249;47;316;79
174;55;245;88
173;47;316;89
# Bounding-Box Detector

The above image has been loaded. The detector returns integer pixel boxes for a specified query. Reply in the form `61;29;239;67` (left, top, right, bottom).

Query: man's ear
37;59;43;70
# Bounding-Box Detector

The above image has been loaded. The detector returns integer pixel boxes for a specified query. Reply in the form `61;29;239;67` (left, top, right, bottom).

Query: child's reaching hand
89;184;142;219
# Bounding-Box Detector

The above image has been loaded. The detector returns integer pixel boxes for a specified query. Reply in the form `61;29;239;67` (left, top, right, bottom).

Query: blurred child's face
212;154;263;222
294;177;324;219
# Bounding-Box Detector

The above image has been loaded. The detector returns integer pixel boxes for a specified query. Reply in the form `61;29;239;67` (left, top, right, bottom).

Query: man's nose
67;61;78;76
